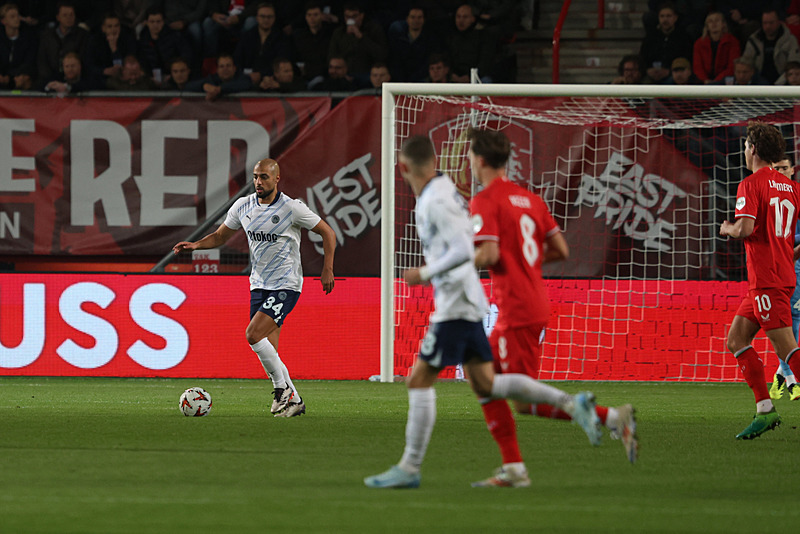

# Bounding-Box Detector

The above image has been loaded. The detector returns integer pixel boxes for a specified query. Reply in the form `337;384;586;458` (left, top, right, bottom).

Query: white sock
281;362;300;401
756;399;774;414
250;338;287;389
605;407;620;431
491;374;572;410
398;387;436;474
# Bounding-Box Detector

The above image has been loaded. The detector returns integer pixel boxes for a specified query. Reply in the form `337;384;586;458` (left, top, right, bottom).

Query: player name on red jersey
508;195;532;208
769;180;794;192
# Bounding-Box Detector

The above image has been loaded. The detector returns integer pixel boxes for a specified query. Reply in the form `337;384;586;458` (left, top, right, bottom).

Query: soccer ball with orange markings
179;387;212;417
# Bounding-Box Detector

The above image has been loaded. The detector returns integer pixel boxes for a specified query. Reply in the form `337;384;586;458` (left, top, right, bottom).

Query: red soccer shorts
735;286;794;331
489;322;547;377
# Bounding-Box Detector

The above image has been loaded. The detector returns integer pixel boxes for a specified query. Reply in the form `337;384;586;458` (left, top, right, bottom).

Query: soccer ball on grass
179;387;212;417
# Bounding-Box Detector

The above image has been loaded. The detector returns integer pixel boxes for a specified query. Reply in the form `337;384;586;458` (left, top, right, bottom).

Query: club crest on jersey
278;291;287;300
736;197;745;210
471;214;484;233
271;215;280;223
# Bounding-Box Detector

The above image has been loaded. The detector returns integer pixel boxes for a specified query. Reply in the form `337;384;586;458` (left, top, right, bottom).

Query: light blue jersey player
769;156;800;401
365;135;604;490
173;158;337;417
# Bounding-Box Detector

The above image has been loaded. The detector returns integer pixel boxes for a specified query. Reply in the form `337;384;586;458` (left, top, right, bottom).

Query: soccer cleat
471;466;531;488
364;465;421;489
572;392;602;446
789;383;800;401
770;373;786;400
275;400;306;418
270;387;294;414
610;404;638;464
735;411;781;440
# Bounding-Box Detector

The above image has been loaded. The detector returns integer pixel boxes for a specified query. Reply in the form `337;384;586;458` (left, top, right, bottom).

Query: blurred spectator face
170;60;190;85
705;12;724;37
773;158;795;179
305;7;322;31
56;5;75;31
328;57;347;79
671;64;690;84
62;55;81;82
762;11;780;40
343;8;363;29
787;67;800;85
146;13;164;37
621;61;641;84
370;65;390;87
734;62;754;84
2;7;21;31
122;57;144;81
102;16;121;38
429;61;449;82
256;6;275;31
274;61;294;83
217;56;236;81
455;5;474;32
658;7;677;33
407;8;424;32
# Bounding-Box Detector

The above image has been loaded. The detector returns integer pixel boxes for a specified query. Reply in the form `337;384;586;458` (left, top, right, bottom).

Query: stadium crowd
0;0;521;97
615;1;800;85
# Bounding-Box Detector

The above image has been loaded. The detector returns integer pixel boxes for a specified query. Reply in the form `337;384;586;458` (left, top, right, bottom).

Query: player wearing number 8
720;121;800;439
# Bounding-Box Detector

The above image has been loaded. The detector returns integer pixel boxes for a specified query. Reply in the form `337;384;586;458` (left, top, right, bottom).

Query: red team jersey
734;166;800;289
470;176;559;329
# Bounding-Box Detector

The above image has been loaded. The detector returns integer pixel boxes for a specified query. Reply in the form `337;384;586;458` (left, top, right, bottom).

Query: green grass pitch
2;378;800;533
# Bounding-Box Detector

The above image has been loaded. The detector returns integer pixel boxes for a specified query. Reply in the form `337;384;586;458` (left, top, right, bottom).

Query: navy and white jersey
224;192;321;292
415;174;487;323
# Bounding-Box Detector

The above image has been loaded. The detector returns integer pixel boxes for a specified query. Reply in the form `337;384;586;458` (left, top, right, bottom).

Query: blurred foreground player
173;158;336;417
364;136;602;489
720;122;800;439
769;155;800;400
467;128;638;479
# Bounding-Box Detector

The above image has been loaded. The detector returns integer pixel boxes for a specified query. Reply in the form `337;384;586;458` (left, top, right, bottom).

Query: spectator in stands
725;55;769;85
114;0;149;34
741;9;800;85
163;0;205;68
137;5;192;86
787;0;800;42
328;2;388;87
445;4;496;83
186;52;251;100
426;52;451;83
161;56;192;90
311;54;355;91
84;13;137;82
643;0;711;40
693;11;740;83
203;0;257;60
234;2;290;86
387;6;441;82
716;0;764;45
37;1;89;85
259;56;304;92
292;1;335;84
664;56;701;84
611;54;643;84
469;0;520;40
368;61;390;88
43;50;101;92
640;2;694;83
105;53;157;90
0;3;37;90
15;0;43;29
778;60;800;85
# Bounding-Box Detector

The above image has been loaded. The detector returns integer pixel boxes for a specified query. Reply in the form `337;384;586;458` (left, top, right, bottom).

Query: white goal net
379;83;800;383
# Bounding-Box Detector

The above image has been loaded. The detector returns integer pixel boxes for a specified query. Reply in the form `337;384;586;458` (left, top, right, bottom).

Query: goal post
380;83;800;384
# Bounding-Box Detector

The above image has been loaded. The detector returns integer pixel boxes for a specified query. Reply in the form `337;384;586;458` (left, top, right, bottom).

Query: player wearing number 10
173;158;337;418
720;122;800;439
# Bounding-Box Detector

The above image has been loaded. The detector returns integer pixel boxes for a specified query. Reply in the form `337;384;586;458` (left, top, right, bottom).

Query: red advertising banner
0;96;331;256
0;273;379;379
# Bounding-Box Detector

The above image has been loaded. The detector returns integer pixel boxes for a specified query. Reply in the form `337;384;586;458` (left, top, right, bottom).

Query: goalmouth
380;83;800;383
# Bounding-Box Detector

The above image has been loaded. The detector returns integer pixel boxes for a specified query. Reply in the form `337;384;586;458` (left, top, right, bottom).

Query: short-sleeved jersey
224;192;321;292
470;176;560;329
735;166;800;289
416;175;488;323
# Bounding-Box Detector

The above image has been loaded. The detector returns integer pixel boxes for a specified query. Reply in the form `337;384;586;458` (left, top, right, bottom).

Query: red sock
532;404;609;424
787;348;800;378
481;399;522;464
736;346;769;403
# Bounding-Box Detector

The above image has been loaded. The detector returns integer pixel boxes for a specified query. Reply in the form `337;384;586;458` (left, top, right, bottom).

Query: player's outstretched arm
310;219;336;294
720;217;754;239
172;223;237;255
